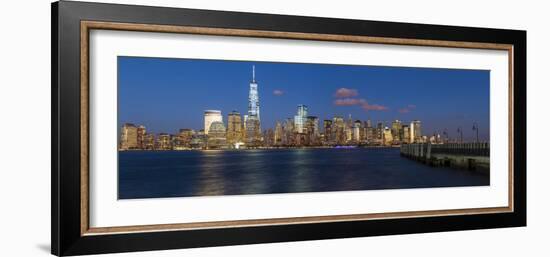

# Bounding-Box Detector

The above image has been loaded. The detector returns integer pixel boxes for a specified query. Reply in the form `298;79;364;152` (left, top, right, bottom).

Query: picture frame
51;1;526;256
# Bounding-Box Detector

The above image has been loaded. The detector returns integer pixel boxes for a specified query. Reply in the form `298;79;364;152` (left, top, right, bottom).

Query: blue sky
118;56;490;141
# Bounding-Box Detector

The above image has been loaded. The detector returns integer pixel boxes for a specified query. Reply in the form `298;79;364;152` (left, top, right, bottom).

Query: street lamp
457;127;463;143
472;122;479;143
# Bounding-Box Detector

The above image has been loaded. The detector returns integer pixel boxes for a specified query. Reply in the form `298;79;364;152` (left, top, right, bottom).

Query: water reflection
289;149;314;192
118;148;490;199
196;151;226;196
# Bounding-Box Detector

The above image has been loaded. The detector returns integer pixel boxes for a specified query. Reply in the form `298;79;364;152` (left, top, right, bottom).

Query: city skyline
118;56;490;141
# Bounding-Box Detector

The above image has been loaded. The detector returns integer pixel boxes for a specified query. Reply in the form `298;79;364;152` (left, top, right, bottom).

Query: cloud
362;103;389;111
334;88;358;98
333;98;366;106
332;87;387;112
398;104;416;113
273;89;284;96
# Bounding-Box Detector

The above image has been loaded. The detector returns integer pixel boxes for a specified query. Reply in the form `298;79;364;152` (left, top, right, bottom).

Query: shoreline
119;145;401;152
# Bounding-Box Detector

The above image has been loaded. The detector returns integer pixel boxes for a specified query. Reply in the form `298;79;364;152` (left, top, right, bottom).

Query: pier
400;142;490;174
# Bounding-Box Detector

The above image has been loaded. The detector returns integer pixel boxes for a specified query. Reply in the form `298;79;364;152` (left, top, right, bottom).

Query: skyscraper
401;125;410;143
305;116;319;145
207;121;227;149
137;125;146;149
248;65;260;121
383;127;393;146
353;120;362;142
391;120;402;142
204;110;222;135
264;129;274;147
274;121;283;146
120;123;138;150
294;104;308;133
283;118;295;146
333;116;346;145
345;114;353;142
376;122;384;140
227;111;243;147
323;120;333;144
410;120;422;143
246;66;262;146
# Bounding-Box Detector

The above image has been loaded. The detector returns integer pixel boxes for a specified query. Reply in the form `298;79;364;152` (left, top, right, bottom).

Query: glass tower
248;65;260;121
246;65;261;146
294;104;308;133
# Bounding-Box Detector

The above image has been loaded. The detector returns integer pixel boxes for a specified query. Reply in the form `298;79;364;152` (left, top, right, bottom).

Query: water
118;148;489;199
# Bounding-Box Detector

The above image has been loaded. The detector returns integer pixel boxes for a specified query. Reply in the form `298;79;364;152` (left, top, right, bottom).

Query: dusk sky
118;56;490;141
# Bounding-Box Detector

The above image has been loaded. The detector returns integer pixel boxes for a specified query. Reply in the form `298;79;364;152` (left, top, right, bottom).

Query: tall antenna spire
252;65;255;82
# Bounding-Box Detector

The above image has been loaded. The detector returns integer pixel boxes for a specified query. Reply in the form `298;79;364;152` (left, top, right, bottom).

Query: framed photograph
52;1;526;256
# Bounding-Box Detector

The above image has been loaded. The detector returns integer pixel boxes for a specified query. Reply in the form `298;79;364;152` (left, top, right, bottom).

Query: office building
156;133;172;150
207;121;227;149
227;111;243;147
401;125;410;144
120;123;138;150
274;121;283;146
410;120;422;143
353;120;362;142
294;104;308;133
204;110;222;135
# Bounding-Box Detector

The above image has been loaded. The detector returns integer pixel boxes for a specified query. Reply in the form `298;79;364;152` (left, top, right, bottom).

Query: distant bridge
400;142;490;174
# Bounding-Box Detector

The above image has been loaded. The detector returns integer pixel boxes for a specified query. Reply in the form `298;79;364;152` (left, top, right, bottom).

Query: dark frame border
52;1;526;256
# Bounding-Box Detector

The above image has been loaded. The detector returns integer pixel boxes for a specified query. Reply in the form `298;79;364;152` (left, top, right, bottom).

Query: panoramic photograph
117;56;490;200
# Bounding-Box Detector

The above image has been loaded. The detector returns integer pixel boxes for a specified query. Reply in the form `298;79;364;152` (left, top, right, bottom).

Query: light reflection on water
118;148;489;199
289;149;314;192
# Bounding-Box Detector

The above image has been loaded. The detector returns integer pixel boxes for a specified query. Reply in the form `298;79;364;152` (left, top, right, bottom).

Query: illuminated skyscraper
246;66;262;146
137;125;146;149
323;120;333;144
401;125;410;143
305;116;319;145
376;122;384;140
264;129;274;147
227;111;243;147
294;105;308;133
120;123;138;150
353;120;362;142
410;120;422;143
345;114;353;142
248;65;260;121
207;121;227;149
366;127;376;142
283;118;295;146
333;116;346;145
204;110;222;135
391;120;402;142
120;124;146;150
274;121;283;145
383;127;393;146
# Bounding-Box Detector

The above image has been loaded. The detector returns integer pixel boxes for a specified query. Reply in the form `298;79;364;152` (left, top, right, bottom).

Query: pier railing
430;142;490;156
400;142;490;173
400;142;490;158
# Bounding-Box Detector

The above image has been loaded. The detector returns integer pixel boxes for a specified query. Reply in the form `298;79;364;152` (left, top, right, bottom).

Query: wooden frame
53;1;526;256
